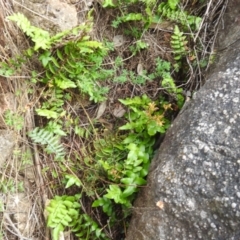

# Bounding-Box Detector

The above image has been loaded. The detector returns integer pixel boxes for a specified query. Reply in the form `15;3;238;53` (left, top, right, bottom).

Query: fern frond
77;40;103;49
168;0;180;10
8;13;51;50
158;3;201;30
46;194;106;240
171;25;188;61
29;127;65;160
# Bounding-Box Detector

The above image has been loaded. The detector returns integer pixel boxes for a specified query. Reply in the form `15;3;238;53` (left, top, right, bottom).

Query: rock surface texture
0;130;15;168
13;0;78;33
126;1;240;240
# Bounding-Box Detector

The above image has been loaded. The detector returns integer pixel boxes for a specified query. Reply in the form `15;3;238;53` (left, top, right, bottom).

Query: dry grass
0;0;227;239
0;1;46;239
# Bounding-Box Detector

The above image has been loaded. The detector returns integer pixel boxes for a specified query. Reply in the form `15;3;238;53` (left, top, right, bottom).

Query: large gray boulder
126;1;240;239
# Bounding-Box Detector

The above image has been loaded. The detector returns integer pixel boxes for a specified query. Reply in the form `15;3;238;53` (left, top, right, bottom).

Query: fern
171;25;188;61
94;135;127;182
8;13;112;104
43;39;112;103
93;95;174;212
29;127;65;160
46;194;107;240
35;88;66;119
8;13;51;50
158;2;202;30
112;13;144;28
168;0;179;10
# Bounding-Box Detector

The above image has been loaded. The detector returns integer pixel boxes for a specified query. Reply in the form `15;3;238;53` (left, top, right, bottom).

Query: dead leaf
156;200;164;210
149;21;174;30
96;101;107;119
137;63;143;76
113;35;125;47
113;104;126;118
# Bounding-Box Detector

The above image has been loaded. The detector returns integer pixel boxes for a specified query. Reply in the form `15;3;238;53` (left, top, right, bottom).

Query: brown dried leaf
156;200;164;210
113;104;126;118
137;63;143;76
96;101;107;119
113;35;125;47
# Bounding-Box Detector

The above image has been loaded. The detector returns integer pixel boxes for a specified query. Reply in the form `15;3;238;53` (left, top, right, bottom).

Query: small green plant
0;62;15;77
0;179;24;193
46;194;106;240
129;39;149;55
152;57;172;79
105;0;201;32
7;13;114;111
0;230;4;240
28;127;65;160
12;148;33;170
93;95;172;214
112;13;144;28
45;121;67;136
94;135;127;182
162;76;184;107
171;25;188;61
63;174;82;189
8;13;51;50
157;1;202;30
146;57;184;108
4;110;24;131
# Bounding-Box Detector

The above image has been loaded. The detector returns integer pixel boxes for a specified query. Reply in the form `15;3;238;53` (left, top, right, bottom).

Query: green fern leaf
56;49;64;61
45;194;107;240
29;127;65;160
7;13;32;36
158;3;201;30
77;40;103;49
123;13;143;22
48;61;57;74
54;78;77;89
168;0;179;10
36;109;58;119
102;0;116;7
51;57;60;68
8;13;51;50
171;25;188;61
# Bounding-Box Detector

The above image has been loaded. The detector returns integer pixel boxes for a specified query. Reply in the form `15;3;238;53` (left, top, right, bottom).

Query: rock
0;130;15;168
126;1;240;239
13;0;78;33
